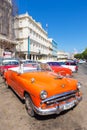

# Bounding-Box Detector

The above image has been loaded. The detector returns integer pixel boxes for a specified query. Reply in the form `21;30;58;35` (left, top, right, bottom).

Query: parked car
65;61;78;72
4;63;82;117
20;59;38;68
0;58;19;76
58;61;78;72
78;59;86;64
47;61;72;77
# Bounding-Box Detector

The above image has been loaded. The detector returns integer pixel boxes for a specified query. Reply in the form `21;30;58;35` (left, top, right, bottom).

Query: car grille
41;90;77;105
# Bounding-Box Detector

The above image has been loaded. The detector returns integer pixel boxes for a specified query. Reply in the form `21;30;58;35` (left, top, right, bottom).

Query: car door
9;71;18;91
10;71;24;98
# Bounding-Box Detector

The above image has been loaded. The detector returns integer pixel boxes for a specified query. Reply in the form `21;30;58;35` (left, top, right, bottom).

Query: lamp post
28;36;30;59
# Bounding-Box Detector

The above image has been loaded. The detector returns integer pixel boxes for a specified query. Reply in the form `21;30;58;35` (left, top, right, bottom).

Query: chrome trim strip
41;90;77;104
33;96;82;115
46;93;76;104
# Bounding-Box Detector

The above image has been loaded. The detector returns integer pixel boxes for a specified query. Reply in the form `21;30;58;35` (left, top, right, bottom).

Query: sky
15;0;87;53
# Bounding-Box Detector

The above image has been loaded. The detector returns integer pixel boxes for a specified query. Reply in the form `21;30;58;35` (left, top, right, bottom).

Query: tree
74;53;82;59
74;48;87;60
82;48;87;60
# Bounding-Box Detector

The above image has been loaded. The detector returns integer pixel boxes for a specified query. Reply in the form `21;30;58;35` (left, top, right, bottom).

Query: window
19;29;23;37
19;21;22;26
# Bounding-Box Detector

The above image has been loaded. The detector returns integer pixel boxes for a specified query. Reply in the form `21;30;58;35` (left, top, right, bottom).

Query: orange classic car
4;63;82;117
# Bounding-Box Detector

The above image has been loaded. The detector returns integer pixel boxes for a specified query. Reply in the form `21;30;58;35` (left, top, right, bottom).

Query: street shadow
7;86;25;104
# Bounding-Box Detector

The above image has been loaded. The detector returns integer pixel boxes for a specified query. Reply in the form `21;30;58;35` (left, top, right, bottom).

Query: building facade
0;0;17;58
14;12;55;60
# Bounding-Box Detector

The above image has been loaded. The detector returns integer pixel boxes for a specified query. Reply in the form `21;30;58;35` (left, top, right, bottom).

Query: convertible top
8;66;38;73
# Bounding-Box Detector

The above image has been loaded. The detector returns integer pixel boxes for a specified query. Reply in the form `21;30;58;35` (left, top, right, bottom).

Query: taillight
76;66;78;70
4;69;8;73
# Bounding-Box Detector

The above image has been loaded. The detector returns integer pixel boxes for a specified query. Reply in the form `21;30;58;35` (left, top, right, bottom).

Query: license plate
63;101;75;110
59;101;75;110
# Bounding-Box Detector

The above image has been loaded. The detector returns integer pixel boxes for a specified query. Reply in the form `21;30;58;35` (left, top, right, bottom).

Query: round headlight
77;82;82;89
40;90;47;100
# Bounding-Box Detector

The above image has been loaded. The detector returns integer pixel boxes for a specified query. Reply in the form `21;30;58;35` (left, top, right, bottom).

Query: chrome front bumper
33;96;82;116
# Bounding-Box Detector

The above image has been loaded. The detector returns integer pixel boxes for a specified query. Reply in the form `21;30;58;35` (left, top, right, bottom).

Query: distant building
0;0;17;58
57;50;69;60
48;38;57;61
14;12;54;60
68;53;74;59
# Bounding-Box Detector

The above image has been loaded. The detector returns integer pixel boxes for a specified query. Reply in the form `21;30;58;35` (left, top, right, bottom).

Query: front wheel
25;94;35;117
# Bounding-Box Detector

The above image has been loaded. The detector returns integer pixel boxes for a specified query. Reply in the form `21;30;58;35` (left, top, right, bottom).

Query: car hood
21;71;77;96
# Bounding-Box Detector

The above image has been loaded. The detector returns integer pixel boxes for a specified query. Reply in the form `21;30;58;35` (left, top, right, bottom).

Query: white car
79;60;86;64
58;61;78;72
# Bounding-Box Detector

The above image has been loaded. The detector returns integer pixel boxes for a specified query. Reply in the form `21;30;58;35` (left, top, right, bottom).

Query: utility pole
28;36;30;59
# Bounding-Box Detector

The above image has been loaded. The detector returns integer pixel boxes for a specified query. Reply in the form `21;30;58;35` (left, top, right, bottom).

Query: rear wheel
25;94;35;117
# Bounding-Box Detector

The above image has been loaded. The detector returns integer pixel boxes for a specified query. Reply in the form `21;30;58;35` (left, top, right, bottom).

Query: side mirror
17;72;21;76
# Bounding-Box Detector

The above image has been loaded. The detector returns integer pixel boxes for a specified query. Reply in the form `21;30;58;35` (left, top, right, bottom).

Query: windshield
2;60;19;65
47;62;60;66
18;62;52;73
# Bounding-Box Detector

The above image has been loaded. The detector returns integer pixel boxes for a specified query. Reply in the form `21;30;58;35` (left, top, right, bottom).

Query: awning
0;37;18;45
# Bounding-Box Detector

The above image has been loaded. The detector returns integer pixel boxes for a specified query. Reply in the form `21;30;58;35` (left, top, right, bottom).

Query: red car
0;59;19;76
47;61;72;77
